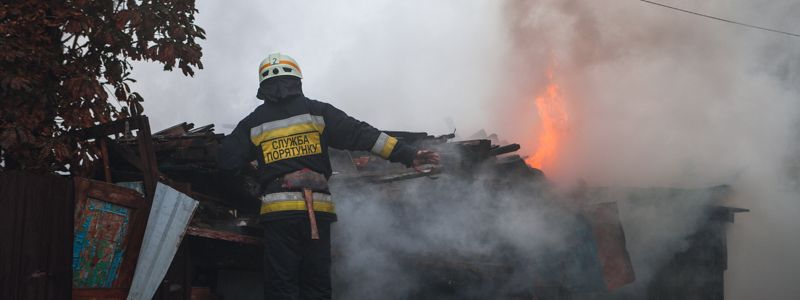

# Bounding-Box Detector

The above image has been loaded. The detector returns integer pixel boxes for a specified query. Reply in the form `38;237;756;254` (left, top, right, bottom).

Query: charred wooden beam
99;138;112;182
488;144;520;157
153;122;194;137
186;226;262;245
187;124;215;134
69;115;146;140
332;167;441;183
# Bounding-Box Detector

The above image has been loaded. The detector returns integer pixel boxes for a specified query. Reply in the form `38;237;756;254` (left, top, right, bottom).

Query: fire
526;69;568;171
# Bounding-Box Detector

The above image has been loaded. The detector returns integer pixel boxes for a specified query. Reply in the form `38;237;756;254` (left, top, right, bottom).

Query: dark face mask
256;76;304;102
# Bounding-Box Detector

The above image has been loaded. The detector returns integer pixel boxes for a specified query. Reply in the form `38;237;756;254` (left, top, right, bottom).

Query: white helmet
259;52;303;82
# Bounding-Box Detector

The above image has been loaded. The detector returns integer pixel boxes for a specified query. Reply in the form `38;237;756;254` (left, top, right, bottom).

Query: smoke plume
131;0;800;298
500;1;800;299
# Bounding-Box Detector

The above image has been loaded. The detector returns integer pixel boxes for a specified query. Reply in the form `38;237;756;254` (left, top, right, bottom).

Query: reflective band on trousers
371;132;398;159
259;192;335;215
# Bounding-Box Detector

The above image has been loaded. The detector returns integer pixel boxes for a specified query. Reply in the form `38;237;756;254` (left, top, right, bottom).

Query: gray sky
132;0;506;136
132;1;800;298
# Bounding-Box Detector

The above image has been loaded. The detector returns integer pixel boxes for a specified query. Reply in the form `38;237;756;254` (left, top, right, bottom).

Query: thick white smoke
132;0;800;299
499;1;800;299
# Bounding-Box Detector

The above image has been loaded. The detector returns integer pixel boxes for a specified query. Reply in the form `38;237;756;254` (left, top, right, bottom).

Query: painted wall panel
72;198;131;288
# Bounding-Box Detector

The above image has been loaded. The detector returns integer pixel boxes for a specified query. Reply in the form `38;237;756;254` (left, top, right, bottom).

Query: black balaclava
256;76;303;102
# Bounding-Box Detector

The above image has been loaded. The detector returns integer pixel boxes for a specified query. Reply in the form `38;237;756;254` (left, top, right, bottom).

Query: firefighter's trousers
262;218;332;300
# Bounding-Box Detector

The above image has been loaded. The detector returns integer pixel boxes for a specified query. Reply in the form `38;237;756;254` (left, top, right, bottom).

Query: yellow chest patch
260;132;322;163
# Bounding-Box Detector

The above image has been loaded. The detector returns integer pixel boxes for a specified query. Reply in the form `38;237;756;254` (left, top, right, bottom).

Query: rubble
73;117;746;299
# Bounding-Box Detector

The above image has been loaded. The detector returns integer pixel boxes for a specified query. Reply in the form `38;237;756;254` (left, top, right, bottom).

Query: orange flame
526;69;568;171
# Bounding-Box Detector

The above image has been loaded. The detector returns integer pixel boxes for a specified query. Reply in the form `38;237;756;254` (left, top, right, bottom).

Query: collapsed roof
92;119;745;299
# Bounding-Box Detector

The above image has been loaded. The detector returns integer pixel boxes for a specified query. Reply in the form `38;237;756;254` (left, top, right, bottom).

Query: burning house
4;0;799;299
0;115;746;299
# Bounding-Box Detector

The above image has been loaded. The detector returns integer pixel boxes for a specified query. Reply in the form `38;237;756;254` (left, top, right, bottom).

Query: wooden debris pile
84;117;745;299
103;121;535;238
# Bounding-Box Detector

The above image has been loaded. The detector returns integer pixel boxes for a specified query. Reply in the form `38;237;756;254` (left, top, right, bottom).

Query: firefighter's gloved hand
412;150;440;168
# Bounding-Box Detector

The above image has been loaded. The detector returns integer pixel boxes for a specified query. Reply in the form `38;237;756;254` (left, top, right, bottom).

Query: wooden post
99;138;112;183
114;116;160;287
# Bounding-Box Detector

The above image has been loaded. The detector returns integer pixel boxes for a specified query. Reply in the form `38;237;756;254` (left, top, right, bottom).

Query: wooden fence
0;171;74;300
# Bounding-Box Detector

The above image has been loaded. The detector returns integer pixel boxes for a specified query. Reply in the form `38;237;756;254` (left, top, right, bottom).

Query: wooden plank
70;116;145;140
186;226;263;245
331;168;441;183
187;124;214;134
73;288;128;299
100;138;113;182
138;115;159;201
116;116;159;287
85;181;146;209
153;122;193;137
127;183;198;300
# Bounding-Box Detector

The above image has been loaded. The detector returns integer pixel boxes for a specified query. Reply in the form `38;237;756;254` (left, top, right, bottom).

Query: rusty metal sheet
127;183;198;300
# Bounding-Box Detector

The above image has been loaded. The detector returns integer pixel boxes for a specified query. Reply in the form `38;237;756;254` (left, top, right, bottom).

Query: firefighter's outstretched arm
314;101;438;167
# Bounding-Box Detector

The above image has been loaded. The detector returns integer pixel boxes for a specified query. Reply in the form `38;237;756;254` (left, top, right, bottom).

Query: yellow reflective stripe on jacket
371;132;398;159
250;114;325;145
251;123;323;145
260;200;336;214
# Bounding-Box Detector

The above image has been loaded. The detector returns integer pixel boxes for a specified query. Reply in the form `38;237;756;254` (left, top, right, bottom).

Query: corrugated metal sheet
127;183;198;300
0;172;73;300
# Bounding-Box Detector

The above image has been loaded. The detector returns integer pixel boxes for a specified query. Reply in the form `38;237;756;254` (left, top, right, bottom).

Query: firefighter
217;52;439;299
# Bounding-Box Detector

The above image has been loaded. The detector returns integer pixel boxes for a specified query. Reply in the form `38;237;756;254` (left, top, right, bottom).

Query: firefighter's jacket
218;77;417;221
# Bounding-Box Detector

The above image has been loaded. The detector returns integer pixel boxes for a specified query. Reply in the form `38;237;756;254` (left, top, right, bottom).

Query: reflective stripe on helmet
259;53;303;81
371;132;398;159
259;60;302;73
